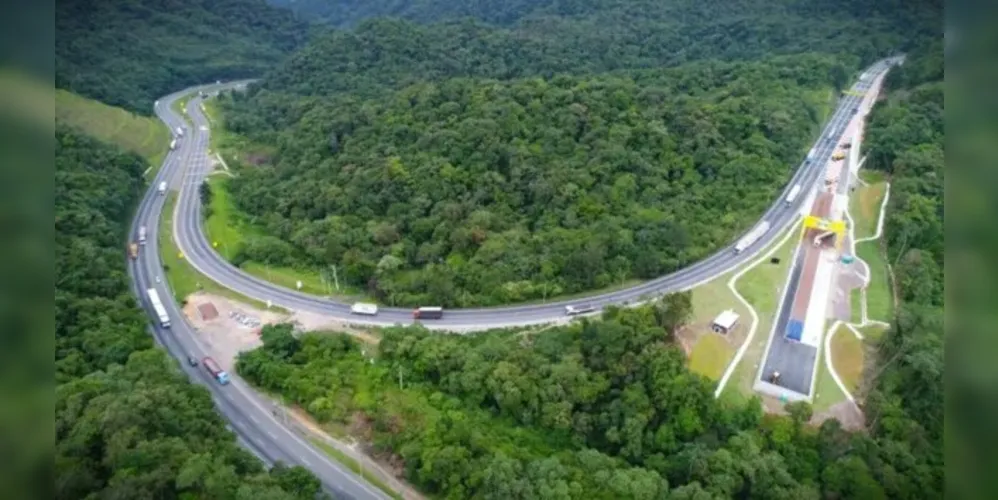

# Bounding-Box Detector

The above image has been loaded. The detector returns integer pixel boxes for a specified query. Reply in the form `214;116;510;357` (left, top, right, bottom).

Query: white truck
734;220;771;254
138;225;147;245
350;303;379;316
175;126;184;137
158;181;167;195
169;139;177;151
146;288;171;328
785;184;802;205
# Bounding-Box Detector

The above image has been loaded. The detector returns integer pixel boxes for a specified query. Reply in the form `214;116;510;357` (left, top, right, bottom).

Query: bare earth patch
182;292;288;370
812;401;865;431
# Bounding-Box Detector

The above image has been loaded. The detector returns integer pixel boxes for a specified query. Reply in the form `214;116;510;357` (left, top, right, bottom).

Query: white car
565;304;596;316
350;302;379;316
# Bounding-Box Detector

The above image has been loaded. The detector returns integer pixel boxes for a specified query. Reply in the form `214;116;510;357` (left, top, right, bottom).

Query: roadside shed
712;310;740;334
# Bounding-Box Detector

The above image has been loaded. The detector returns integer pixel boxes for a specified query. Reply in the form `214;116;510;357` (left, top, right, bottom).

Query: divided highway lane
126;95;392;500
163;58;894;329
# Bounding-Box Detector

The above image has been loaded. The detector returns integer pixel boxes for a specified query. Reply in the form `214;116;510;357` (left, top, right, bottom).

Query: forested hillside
238;300;943;498
55;0;309;114
223;56;840;306
55;127;322;499
861;38;944;483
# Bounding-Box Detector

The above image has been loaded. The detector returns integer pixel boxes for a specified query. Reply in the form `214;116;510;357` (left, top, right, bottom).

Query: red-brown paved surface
790;191;836;321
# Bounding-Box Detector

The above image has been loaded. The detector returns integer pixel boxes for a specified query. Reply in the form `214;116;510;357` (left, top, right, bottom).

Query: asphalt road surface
761;247;817;395
161;58;899;331
130;87;392;500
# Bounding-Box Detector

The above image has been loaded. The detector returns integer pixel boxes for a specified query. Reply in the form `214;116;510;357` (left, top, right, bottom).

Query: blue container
785;320;804;342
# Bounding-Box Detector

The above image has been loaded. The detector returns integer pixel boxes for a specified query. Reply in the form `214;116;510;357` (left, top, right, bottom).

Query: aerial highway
128;59;897;499
159;58;898;330
129;87;392;500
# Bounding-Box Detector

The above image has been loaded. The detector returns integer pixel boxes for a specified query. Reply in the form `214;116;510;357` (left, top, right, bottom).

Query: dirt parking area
183;292;289;370
182;293;383;369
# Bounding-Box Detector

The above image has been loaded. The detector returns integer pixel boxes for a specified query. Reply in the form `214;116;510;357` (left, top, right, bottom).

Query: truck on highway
146;288;171;328
832;151;845;161
158;181;167;195
350;302;379;316
734;220;771;254
175;126;184;137
202;356;230;385
413;306;444;320
169;139;177;150
785;184;802;205
805;149;815;163
138;225;147;245
128;243;139;260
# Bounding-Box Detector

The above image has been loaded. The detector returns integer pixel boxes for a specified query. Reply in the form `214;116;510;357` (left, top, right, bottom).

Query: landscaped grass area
857;240;894;322
689;333;735;380
203;176;251;260
54;87;170;171
158;192;278;311
859;323;890;343
850;289;863;324
308;438;402;500
720;221;803;398
829;324;864;395
812;350;847;413
850;172;887;240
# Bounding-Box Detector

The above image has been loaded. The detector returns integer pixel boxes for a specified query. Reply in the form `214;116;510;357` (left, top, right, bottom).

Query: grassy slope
55;88;170;171
158;191;281;311
851;173;894;322
829;324;864;394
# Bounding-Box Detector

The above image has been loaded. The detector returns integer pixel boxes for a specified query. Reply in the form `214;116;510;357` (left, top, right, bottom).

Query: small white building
712;310;740;334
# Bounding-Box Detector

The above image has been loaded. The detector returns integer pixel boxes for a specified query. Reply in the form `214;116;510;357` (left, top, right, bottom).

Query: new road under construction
754;62;894;402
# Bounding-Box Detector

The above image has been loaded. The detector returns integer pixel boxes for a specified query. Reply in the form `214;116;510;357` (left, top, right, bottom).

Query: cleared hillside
55;88;170;164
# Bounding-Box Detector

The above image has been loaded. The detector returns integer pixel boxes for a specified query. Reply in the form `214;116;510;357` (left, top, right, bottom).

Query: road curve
160;58;897;330
131;87;392;500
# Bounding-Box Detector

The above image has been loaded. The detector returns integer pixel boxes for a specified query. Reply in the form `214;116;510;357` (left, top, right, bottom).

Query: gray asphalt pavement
162;59;898;331
760;246;817;395
130;88;391;500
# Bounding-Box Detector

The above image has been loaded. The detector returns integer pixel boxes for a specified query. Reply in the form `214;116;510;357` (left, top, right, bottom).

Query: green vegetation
850;176;887;239
859;323;890;342
722;222;801;397
812;349;847;412
221;58;843;307
856;240;894;321
850;289;863;324
159;191;279;311
829;325;864;394
307;439;402;500
861;38;943;480
55;127;321;499
689;334;733;380
239;293;941;498
56;0;310;114
55;88;171;167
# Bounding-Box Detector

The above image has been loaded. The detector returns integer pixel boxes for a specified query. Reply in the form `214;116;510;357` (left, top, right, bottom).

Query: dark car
187;355;199;367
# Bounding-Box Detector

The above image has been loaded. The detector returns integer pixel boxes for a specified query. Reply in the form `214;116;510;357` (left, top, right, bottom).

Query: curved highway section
159;58;897;330
131;88;392;500
128;58;897;499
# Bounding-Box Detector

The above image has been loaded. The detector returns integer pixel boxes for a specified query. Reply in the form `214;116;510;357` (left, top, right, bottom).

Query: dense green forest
861;37;944;483
222;56;843;306
55;0;309;114
213;0;939;305
238;296;943;498
54;127;323;499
